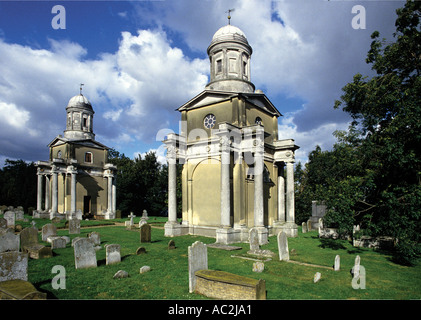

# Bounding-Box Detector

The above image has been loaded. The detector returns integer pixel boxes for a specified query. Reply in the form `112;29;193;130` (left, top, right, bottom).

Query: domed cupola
63;90;95;141
205;24;255;93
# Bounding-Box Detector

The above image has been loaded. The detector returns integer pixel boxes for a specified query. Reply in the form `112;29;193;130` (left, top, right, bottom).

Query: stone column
112;175;117;214
285;161;295;223
220;135;231;228
68;166;77;214
253;129;268;244
167;146;177;224
277;175;285;222
36;170;43;212
45;175;50;212
107;173;113;214
51;166;58;218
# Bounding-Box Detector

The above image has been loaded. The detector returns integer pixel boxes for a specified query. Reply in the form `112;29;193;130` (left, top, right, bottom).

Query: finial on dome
79;83;84;95
226;8;235;25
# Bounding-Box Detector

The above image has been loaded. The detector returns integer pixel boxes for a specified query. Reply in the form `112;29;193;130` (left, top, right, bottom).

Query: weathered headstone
188;241;208;293
42;223;57;242
252;261;264;273
249;228;260;252
307;220;312;232
0;218;7;229
113;270;128;279
314;272;321;283
334;255;340;271
20;227;52;259
4;211;15;229
69;219;80;234
136;247;146;255
0;252;28;282
140;223;151;243
139;209;149;227
88;232;101;246
0;228;20;252
73;238;97;269
51;237;66;250
302;222;307;233
15;210;24;221
126;212;136;229
277;231;289;261
168;239;176;250
105;244;121;265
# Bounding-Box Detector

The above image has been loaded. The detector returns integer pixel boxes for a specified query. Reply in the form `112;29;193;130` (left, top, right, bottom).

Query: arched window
85;152;93;163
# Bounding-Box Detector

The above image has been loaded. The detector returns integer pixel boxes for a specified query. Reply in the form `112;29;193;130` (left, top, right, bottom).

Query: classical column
112;175;117;214
36;170;43;212
107;172;113;214
45;175;50;212
68;166;77;214
167;146;177;224
253;142;264;228
285;161;295;223
220;135;231;228
51;165;58;217
277;175;285;223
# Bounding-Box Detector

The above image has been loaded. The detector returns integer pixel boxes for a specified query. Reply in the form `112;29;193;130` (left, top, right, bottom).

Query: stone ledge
0;280;46;300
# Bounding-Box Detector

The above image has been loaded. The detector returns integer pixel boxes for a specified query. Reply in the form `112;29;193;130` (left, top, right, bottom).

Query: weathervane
226;8;235;25
79;83;84;95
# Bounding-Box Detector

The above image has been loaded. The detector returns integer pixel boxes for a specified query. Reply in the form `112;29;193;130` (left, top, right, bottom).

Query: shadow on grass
318;238;346;250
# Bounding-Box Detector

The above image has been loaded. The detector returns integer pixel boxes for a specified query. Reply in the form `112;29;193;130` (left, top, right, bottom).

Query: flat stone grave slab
206;243;242;251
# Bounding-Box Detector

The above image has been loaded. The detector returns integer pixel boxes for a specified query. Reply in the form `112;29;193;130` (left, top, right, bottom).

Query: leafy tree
325;0;421;265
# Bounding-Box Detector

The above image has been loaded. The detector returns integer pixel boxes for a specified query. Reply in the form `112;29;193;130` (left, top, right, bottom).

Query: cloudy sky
0;0;404;166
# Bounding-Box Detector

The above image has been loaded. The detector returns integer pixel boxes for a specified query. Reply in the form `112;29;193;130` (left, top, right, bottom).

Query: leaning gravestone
4;211;15;229
249;228;260;252
0;218;7;229
140;223;151;243
88;232;101;246
277;231;289;261
105;244;121;265
42;223;57;242
69;219;80;235
0;228;20;253
0;251;28;282
51;237;66;250
302;222;307;233
188;241;208;293
73;238;97;269
168;239;176;250
20;227;52;259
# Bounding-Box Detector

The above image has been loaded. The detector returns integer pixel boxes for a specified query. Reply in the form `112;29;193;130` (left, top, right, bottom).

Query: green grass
25;218;421;300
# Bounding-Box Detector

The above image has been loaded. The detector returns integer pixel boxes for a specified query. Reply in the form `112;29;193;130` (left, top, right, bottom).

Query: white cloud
0;101;30;129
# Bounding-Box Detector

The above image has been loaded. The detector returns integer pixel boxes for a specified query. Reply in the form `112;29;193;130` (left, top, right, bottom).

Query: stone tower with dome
164;23;299;244
34;91;117;220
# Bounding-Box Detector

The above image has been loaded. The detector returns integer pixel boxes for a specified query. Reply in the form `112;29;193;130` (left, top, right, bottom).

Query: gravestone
88;232;101;246
252;261;264;273
126;212;136;229
0;252;28;282
248;228;259;252
42;224;57;242
314;272;321;283
188;241;208;293
15;210;24;221
105;244;121;265
4;211;15;229
69;219;80;234
0;218;7;229
51;237;66;250
71;237;84;247
352;255;361;278
139;209;149;227
307;220;312;232
334;255;340;271
136;247;147;255
302;222;307;233
140;223;151;243
139;266;151;274
73;238;97;269
277;231;289;261
168;239;176;250
0;228;20;253
113;270;128;279
20;227;52;259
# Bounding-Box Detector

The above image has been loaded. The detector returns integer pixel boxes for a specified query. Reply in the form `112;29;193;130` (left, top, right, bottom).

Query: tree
329;0;421;265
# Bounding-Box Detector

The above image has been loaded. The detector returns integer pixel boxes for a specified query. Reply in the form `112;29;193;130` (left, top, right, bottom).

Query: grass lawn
23;216;420;300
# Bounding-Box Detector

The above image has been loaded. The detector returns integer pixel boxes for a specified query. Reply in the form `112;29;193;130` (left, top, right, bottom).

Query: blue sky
0;0;404;166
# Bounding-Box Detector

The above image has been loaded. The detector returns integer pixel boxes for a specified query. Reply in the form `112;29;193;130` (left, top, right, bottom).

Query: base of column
272;221;298;238
104;211;115;220
253;226;269;245
165;221;188;237
215;227;241;244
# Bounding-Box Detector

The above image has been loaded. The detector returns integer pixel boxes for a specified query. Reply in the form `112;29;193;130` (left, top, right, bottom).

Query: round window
203;114;216;129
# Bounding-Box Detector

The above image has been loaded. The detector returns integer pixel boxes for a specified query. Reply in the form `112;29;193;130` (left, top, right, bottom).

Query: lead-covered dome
210;25;249;45
66;94;93;111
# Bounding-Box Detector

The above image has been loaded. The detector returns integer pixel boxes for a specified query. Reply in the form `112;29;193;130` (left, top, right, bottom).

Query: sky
0;0;404;167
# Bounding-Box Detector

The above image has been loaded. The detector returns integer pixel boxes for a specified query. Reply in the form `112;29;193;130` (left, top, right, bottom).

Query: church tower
35;90;117;220
164;22;299;244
